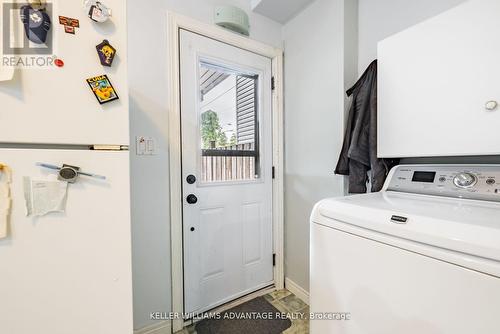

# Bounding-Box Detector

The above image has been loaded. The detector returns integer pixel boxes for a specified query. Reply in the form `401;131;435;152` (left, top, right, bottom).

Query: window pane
199;61;260;183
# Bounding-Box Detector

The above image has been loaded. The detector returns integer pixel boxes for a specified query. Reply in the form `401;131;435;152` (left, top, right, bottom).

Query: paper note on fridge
23;177;68;217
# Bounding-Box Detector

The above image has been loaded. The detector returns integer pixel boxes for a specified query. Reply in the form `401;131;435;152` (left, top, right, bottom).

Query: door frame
166;11;284;333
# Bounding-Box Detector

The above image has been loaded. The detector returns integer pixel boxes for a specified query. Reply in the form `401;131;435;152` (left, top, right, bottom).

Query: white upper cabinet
378;0;500;158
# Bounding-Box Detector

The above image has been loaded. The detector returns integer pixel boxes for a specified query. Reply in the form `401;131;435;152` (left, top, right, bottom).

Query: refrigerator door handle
36;162;60;171
36;162;107;182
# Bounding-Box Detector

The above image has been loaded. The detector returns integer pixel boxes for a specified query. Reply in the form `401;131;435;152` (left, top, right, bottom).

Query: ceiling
251;0;315;24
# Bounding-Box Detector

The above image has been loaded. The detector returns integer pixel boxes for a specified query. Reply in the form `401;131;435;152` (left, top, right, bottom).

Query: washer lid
312;191;500;264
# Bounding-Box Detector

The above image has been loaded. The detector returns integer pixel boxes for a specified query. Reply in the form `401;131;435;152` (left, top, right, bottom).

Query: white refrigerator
0;1;133;333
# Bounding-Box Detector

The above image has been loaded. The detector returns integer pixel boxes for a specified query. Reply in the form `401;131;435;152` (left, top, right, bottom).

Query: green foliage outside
229;133;237;146
201;110;232;149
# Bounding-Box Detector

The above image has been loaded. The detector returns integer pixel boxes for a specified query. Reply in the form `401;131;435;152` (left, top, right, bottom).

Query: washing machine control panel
386;165;500;202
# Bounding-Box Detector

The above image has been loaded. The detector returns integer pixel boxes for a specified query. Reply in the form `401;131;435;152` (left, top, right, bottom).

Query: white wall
358;0;467;73
282;0;358;293
127;0;282;330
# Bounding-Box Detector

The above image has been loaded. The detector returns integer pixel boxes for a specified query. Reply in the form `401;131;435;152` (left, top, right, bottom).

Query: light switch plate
136;136;156;156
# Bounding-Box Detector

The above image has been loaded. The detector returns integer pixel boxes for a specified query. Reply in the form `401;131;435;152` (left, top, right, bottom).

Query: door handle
186;174;196;184
186;194;198;204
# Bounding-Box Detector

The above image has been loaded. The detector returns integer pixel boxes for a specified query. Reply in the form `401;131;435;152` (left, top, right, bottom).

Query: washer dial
453;172;477;188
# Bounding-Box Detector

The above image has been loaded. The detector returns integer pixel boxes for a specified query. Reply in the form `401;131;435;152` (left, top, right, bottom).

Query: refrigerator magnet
86;75;119;104
84;0;112;23
28;0;47;10
20;5;51;44
96;40;116;67
59;16;80;34
54;58;64;68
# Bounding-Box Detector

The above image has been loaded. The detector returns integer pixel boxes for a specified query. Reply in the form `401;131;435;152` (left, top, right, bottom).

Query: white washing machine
310;165;500;334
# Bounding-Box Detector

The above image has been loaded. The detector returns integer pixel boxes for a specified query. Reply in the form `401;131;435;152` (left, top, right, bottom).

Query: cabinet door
378;0;500;158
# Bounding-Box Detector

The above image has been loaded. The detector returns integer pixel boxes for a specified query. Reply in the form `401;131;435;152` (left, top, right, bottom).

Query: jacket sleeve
348;159;369;193
334;95;356;176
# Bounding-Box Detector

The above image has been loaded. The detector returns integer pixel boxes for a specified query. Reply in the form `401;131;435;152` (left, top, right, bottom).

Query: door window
198;61;260;183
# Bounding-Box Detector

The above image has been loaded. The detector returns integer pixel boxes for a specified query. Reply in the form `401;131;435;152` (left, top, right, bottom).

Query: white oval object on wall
214;5;250;36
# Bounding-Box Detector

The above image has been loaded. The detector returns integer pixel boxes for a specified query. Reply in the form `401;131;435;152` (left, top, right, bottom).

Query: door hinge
271;76;275;91
273;254;276;266
90;145;129;151
272;166;275;179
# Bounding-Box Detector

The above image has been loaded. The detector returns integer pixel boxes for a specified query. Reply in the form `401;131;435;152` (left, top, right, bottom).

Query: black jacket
335;60;398;193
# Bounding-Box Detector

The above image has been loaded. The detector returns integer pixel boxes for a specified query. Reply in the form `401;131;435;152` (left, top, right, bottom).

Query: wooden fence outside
201;143;256;182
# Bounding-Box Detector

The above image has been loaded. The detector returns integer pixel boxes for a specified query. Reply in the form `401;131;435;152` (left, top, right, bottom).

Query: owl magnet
96;40;116;67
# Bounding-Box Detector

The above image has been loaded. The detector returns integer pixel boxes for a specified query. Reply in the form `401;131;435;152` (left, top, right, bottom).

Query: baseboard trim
134;321;172;334
285;277;309;305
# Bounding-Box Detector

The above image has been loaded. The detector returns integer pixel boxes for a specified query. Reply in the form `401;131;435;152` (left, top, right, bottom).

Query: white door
0;149;133;334
180;30;274;314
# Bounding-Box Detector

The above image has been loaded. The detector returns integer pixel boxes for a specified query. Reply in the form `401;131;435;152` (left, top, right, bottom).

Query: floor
176;289;309;334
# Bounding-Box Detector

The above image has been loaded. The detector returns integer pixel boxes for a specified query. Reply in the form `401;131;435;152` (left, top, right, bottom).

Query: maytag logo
2;1;56;69
390;215;408;224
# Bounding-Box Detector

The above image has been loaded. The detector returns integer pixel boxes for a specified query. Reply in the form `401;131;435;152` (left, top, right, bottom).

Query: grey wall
358;0;468;74
127;0;283;330
282;0;358;293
